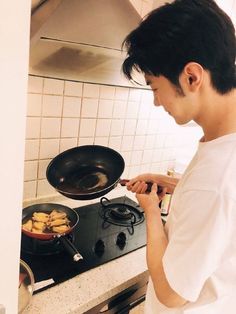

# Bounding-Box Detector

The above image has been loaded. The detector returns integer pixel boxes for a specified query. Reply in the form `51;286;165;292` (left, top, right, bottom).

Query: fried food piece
33;221;46;232
48;218;69;227
22;219;33;232
33;212;50;223
52;225;70;233
22;209;70;235
31;228;44;234
49;210;67;221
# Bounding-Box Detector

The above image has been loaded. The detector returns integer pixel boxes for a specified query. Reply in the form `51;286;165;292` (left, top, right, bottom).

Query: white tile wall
94;137;109;146
41;118;61;138
42;95;63;116
113;101;127;118
83;83;100;98
43;78;64;95
39;138;60;159
133;135;146;150
95;119;111;137
25;139;40;160
79;118;96;137
61;118;80;138
64;81;83;96
98;99;114;118
25;117;41;139
109;136;122;151
60;138;78;152
78;137;94;146
27;94;42;116
100;85;116;100
24;160;38;181
63;97;81;117
124;119;137;135
23;76;202;201
28;76;43;93
130;0;153;17
81;98;99;117
111;119;125;136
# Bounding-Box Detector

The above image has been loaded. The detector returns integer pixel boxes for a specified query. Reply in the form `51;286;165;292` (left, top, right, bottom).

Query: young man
122;0;236;313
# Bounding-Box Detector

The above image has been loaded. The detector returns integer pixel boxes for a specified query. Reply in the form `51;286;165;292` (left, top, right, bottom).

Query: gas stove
20;196;146;293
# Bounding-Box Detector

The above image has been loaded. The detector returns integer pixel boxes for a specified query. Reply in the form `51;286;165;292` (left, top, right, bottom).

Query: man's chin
174;117;192;125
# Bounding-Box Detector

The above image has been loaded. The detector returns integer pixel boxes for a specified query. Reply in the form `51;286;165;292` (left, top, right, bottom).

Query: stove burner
110;206;132;219
100;197;144;235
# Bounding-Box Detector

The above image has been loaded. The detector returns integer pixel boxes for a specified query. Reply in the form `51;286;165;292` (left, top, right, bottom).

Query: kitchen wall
25;0;225;202
24;0;236;203
24;77;202;201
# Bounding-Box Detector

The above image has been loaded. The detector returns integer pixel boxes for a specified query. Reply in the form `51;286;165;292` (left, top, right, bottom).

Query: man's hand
136;183;167;213
125;173;179;194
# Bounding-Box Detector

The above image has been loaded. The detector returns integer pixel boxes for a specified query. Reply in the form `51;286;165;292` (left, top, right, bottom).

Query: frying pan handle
57;236;83;262
119;179;163;194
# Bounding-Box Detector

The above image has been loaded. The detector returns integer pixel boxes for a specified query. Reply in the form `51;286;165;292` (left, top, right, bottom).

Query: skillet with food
22;203;83;262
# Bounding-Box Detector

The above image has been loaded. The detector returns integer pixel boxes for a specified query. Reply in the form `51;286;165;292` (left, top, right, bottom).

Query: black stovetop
20;196;146;293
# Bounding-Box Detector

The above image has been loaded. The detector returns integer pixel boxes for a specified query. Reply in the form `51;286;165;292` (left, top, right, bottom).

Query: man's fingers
128;181;148;194
151;182;158;193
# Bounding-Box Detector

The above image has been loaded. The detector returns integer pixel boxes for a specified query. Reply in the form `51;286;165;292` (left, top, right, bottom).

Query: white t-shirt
145;133;236;314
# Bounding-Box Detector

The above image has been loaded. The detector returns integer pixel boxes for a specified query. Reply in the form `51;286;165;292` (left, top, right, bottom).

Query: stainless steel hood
29;0;146;88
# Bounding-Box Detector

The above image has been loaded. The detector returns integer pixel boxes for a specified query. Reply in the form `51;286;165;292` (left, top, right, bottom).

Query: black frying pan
22;203;83;262
46;145;125;200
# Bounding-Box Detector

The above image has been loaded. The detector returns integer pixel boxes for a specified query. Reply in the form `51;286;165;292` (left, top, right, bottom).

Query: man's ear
180;62;204;91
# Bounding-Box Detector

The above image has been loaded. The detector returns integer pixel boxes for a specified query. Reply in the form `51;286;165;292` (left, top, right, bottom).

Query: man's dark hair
122;0;236;94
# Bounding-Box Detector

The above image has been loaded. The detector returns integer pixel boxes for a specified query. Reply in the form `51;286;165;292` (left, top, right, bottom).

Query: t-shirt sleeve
162;189;233;302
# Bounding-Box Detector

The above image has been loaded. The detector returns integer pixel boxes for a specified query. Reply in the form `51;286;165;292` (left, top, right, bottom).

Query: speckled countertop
22;187;149;314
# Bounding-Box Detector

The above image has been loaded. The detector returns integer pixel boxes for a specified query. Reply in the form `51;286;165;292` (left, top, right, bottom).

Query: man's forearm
145;209;187;308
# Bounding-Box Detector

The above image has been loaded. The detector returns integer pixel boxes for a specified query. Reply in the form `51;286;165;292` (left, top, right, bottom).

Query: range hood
29;0;147;88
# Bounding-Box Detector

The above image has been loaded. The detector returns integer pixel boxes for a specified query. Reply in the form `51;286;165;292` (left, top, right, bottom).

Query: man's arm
145;209;187;307
136;184;187;308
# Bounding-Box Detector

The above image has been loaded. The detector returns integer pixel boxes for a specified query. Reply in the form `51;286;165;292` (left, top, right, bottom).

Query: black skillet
46;145;125;200
46;145;163;200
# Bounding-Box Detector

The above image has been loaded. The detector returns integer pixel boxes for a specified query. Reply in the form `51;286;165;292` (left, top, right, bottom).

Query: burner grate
99;197;144;235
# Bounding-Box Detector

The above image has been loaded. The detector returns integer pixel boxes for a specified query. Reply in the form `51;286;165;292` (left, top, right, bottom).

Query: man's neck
197;88;236;142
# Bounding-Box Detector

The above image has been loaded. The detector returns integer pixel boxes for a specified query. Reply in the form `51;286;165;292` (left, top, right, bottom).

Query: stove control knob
94;239;105;256
116;232;127;250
